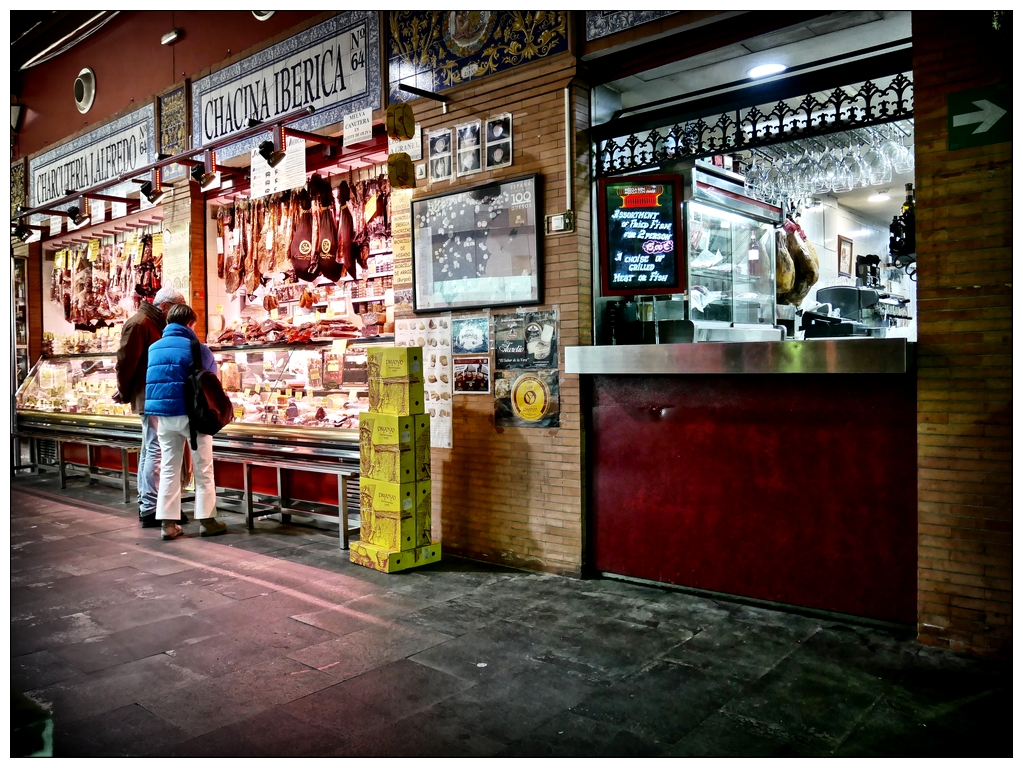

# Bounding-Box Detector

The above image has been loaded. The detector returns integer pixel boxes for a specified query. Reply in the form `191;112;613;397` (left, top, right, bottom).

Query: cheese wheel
386;103;416;141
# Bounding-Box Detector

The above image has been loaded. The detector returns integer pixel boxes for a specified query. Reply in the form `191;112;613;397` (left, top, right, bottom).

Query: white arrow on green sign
948;84;1011;150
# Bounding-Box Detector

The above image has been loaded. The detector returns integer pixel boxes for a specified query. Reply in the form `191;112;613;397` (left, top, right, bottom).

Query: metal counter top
565;338;910;375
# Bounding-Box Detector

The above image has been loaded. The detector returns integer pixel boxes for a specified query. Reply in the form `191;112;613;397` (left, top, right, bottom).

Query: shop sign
28;103;156;208
494;368;559;428
249;135;307;199
947;84;1011;150
388;124;422;161
598;173;683;297
191;11;381;161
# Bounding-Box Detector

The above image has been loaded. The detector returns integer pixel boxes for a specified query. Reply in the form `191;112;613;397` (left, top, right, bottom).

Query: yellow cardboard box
413;414;431;481
415;481;432;547
368;377;425;416
359;412;417;484
349;540;443;573
359;477;417;551
367;346;424;381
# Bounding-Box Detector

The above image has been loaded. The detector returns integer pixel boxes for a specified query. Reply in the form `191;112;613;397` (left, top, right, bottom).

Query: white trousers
155;415;218;521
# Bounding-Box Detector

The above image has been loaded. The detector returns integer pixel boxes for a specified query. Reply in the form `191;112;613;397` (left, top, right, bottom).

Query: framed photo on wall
412;173;542;313
485;113;512;170
427;128;453;183
838;235;854;277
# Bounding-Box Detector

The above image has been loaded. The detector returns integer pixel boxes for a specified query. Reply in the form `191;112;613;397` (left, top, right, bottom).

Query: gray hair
153;286;186;307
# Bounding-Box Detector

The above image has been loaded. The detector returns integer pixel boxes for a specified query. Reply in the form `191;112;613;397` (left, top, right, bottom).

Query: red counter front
588;371;917;624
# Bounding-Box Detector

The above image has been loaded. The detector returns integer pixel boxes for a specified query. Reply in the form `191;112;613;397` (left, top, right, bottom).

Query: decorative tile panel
585;11;680;42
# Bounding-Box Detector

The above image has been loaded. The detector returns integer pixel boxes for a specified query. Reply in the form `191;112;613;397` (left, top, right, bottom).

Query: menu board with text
599;174;683;296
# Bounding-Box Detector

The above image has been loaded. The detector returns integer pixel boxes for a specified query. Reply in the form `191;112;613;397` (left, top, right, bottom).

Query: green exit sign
948;84;1011;150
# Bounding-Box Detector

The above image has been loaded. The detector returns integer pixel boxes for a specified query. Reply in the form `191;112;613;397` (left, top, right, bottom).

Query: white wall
795;196;917;340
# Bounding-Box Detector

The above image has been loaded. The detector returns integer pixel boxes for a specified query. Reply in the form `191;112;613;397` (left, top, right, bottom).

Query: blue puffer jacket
144;323;218;417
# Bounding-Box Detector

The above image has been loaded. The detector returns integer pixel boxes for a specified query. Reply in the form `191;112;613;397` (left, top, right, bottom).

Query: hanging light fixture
138;169;167;205
12;220;34;242
191;148;219;187
258;125;286;168
67;197;91;226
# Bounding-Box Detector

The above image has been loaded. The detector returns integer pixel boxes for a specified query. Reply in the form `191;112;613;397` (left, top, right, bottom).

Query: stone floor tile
497;711;665;758
52;703;192;757
12;650;85;692
332;704;507;757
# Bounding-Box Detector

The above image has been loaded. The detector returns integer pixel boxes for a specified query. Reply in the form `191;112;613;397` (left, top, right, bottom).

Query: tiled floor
9;471;1012;757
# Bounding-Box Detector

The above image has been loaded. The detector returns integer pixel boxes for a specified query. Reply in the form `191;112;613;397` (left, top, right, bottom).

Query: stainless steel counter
565;338;910;375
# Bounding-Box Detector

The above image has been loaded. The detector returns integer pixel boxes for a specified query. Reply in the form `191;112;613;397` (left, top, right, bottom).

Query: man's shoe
199;518;228;537
140;513;160;528
179;512;190;525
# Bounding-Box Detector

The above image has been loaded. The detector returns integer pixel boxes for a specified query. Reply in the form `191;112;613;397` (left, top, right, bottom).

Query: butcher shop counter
12;339;397;546
569;337;919;626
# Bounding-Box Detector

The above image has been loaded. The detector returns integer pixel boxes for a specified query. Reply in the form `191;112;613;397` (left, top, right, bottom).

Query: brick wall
912;11;1012;658
397;55;591;576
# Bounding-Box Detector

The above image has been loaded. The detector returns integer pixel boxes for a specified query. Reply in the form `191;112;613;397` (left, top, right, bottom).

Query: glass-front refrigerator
12;256;30;387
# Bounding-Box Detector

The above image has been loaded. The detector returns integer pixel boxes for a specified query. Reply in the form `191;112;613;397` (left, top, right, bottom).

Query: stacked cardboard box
350;346;441;572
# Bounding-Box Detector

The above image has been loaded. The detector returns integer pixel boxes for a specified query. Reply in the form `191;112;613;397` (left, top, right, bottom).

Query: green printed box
415;481;432;547
367;346;423;382
413;414;431;481
349;540;443;573
360;412;417;484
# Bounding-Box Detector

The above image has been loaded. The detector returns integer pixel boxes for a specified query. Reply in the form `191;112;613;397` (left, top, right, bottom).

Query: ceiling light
867;190;891;203
191;150;219;187
138;170;167;205
747;63;787;79
161;28;183;46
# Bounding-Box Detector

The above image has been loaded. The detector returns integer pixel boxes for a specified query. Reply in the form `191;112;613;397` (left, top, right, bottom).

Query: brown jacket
115;302;165;414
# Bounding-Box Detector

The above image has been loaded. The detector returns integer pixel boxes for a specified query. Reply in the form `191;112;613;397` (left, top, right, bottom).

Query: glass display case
15;336;394;449
12;257;30;387
687;199;777;327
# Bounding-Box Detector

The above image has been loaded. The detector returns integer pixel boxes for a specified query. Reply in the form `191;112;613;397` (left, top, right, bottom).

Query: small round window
75;68;96;114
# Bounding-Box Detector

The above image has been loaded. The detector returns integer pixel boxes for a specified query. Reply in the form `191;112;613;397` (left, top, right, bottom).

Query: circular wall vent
252;11;275;21
74;68;96;114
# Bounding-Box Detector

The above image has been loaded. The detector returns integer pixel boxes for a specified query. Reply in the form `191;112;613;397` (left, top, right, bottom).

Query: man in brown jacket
114;286;187;527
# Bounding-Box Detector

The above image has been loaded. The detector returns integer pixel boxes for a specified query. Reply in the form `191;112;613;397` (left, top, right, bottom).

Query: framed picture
457;120;482;177
427;128;453;183
838;235;854;277
412;173;542;313
597;174;684;297
485;113;512;170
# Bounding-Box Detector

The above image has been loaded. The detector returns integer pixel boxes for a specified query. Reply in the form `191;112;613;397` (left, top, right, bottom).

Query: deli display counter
14;337;393;545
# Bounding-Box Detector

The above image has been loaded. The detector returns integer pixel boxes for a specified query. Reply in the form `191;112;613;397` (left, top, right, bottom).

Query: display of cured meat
289;189;318;282
244;198;263;294
775;229;795;297
273;191;296;274
779;220;820;306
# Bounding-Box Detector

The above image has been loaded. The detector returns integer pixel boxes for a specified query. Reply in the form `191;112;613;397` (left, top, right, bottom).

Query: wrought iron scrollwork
597;73;914;177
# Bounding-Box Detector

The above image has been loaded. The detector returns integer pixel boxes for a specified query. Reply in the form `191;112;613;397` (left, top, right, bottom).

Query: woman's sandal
161;522;183;540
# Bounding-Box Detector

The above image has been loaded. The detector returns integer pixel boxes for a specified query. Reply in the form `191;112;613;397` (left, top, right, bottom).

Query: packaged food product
323;353;343;389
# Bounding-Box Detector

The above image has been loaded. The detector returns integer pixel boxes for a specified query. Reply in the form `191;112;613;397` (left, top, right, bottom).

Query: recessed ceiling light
747;63;787;79
868;191;891;203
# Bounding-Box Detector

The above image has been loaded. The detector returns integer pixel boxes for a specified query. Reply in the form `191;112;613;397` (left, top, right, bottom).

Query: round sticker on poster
511;373;550;422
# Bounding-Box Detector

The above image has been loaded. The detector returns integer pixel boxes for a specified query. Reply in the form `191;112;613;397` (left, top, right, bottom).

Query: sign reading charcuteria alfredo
29;103;156;208
191;11;381;162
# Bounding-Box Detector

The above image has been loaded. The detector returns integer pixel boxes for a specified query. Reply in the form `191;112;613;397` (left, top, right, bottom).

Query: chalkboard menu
598;174;684;297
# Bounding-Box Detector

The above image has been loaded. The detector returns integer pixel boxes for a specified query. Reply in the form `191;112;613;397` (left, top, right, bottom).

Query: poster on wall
597;174;683;297
162;223;190;294
395;315;453;449
453;356;491;394
485;113;512;170
494;368;559;428
451;315;489;354
493;308;558;370
412;174;542;312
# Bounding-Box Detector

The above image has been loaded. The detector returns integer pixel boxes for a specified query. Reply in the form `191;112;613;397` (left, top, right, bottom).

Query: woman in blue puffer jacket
145;303;227;540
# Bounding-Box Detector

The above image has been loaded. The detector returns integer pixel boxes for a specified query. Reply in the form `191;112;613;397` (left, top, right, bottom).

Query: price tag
331;339;347;355
265;229;273;251
216;304;224;314
315;310;323;321
284;388;292;397
325;306;335;319
348;388;360;401
295;390;303;400
255;382;262;393
216;237;224;255
244;388;251;397
87;240;101;262
233;405;245;420
270;308;279;319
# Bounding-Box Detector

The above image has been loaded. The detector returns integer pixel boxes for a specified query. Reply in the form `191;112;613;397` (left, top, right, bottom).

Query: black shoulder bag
184;338;234;449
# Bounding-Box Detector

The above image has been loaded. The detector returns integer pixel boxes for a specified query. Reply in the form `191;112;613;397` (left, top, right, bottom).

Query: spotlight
259;126;286;168
69;198;90;226
139;169;168;205
191;149;218;187
867;190;891;203
13;221;33;242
